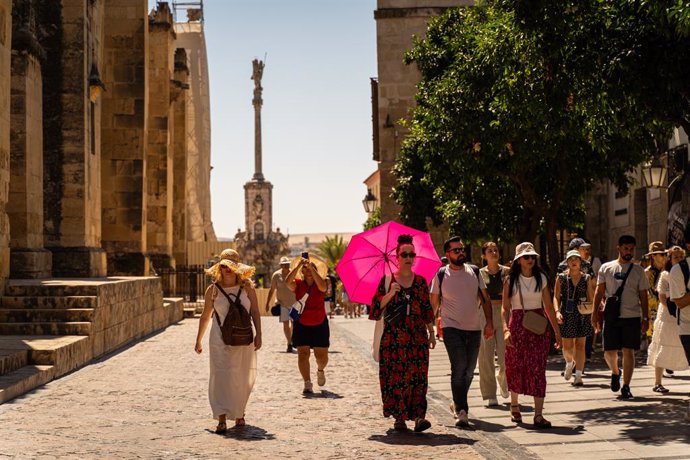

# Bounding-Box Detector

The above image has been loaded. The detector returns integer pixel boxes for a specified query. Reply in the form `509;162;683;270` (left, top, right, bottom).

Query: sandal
533;414;552;429
393;419;408;431
215;421;227;434
510;404;522;423
413;417;431;432
234;417;246;427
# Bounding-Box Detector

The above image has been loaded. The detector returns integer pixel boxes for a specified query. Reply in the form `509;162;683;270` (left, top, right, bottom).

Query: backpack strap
436;266;447;296
470;264;487;304
213;283;244;326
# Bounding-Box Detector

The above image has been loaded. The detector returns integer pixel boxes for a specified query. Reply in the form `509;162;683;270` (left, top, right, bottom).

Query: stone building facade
0;0;216;283
370;0;471;249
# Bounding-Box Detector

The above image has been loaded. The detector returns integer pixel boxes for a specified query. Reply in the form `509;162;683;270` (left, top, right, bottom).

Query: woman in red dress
370;234;436;432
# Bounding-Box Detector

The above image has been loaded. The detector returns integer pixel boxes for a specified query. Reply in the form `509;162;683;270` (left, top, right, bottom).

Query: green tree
314;235;347;269
363;207;382;230
393;3;668;270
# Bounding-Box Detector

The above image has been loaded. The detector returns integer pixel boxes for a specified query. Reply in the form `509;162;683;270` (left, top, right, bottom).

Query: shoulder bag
604;264;634;323
518;277;548;335
577;274;594;315
213;283;254;346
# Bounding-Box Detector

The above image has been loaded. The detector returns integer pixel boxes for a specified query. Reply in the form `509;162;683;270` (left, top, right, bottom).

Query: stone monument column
146;3;176;270
101;0;150;275
0;0;12;289
8;0;52;278
172;48;188;265
251;58;264;182
42;0;107;277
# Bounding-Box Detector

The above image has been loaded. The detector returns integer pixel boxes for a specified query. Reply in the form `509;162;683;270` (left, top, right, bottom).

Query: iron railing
157;264;208;302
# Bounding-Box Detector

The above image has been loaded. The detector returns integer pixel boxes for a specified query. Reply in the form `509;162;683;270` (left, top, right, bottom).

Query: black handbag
384;292;410;326
604;264;634;323
271;304;281;316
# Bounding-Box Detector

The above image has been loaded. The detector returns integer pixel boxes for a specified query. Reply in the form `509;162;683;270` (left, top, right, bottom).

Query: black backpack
666;259;690;320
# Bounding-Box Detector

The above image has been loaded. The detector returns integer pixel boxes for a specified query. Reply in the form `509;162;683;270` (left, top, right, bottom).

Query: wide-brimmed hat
219;248;240;262
279;256;291;265
646;241;666;256
513;242;539;261
565;249;582;260
218;259;256;280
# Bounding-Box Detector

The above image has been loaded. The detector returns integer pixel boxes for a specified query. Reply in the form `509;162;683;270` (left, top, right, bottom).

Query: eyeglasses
522;255;537;260
447;248;465;254
399;252;416;258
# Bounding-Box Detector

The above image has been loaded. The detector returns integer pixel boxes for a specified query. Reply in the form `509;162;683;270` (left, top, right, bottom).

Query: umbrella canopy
335;221;442;305
289;254;329;279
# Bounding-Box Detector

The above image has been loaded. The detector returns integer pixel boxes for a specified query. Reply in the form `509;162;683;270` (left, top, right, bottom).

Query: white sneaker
486;398;499;407
456;409;469;427
564;361;575;381
499;384;509;399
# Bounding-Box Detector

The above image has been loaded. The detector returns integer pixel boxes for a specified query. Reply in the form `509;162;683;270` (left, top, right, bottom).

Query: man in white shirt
667;236;690;422
430;237;493;428
592;235;649;400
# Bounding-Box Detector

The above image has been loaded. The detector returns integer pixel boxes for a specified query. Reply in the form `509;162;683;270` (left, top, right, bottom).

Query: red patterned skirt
505;309;551;398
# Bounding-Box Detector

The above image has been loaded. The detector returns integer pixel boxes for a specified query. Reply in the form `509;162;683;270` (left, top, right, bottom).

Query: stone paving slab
334;316;690;460
0;317;481;459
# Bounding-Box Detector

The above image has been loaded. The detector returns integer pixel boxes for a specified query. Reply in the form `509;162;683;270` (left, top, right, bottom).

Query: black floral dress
370;274;435;421
557;274;594;338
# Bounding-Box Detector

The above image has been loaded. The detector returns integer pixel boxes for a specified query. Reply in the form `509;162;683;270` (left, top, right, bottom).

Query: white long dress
209;285;257;420
647;272;689;370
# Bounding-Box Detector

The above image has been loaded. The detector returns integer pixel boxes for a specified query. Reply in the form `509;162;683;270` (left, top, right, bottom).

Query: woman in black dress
370;234;436;432
553;249;594;387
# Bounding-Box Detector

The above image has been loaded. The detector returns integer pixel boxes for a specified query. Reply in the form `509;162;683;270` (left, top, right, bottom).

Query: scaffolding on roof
171;0;203;23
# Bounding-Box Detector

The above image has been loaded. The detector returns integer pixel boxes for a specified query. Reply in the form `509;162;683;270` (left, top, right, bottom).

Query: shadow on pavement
369;431;475;446
576;398;690;446
205;425;276;441
302;390;343;399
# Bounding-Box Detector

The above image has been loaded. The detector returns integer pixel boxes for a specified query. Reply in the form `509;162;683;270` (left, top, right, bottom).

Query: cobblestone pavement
0;318;481;459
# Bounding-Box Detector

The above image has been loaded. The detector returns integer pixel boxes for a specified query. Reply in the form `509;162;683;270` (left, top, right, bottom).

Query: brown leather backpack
213;283;254;346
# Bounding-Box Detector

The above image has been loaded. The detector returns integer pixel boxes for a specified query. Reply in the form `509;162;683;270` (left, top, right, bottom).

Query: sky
156;0;378;239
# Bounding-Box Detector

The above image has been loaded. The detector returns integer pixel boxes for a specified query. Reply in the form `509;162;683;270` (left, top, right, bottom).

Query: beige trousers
478;302;507;400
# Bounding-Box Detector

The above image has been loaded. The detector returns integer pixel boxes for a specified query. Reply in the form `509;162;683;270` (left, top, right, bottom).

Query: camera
301;251;309;259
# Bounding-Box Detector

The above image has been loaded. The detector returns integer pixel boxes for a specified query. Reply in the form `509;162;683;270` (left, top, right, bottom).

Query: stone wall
101;0;150;275
146;4;175;270
0;0;11;290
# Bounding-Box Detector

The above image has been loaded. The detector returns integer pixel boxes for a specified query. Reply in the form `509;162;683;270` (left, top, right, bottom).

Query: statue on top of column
251;59;264;89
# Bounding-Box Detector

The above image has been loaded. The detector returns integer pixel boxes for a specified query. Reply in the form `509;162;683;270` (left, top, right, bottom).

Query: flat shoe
317;369;326;386
234;417;245;427
393;420;407;431
533;415;552;429
414;418;431;432
215;421;227;434
652;384;669;393
510;404;522;423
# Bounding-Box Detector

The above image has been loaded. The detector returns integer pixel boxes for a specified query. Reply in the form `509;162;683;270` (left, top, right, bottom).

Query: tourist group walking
193;229;690;435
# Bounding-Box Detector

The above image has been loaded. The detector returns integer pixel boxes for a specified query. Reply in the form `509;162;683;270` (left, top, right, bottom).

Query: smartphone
301;251;309;259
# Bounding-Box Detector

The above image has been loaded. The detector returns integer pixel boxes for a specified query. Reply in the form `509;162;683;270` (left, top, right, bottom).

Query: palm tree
314;235;347;269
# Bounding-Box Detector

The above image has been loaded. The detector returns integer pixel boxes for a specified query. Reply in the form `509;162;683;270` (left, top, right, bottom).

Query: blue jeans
442;327;481;414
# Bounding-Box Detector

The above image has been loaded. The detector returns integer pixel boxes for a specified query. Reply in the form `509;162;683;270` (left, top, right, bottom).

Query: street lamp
362;188;377;213
642;156;668;189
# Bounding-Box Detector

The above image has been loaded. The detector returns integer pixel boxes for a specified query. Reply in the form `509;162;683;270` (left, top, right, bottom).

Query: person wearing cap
645;242;667;341
265;256;297;352
557;238;595;277
553;250;594;387
592;235;649;400
502;242;561;429
647;245;689;394
194;257;262;433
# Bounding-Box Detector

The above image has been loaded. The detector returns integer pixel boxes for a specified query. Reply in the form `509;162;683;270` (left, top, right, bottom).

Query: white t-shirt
668;258;690;335
597;261;649;318
510;274;548;311
430;265;486;331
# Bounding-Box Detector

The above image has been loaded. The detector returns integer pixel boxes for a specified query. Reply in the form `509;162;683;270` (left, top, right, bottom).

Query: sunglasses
447;248;465;254
522;255;537;260
399;252;416;258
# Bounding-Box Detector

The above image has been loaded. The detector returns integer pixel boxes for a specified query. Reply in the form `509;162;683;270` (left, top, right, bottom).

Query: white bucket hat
513;242;539;261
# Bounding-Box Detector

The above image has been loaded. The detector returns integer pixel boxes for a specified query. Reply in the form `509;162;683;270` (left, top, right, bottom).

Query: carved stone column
0;0;12;289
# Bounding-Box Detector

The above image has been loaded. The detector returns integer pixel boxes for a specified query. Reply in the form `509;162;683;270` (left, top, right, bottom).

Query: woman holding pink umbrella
370;234;436;432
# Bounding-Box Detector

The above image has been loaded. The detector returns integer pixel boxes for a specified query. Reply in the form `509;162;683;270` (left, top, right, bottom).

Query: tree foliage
393;2;672;269
363;207;382;230
314;235;347;269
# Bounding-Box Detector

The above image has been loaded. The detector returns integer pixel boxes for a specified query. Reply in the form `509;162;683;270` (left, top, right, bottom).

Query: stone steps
0;296;98;309
0;322;91;336
0;309;94;323
0;349;28;376
5;284;100;297
0;365;55;404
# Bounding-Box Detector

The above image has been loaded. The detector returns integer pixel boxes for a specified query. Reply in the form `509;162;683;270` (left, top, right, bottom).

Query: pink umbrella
335;221;442;305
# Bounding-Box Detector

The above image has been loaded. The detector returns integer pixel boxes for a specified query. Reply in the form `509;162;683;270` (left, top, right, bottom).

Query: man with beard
592;235;649;400
430;237;493;427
